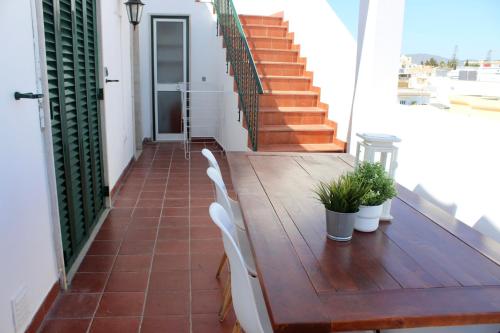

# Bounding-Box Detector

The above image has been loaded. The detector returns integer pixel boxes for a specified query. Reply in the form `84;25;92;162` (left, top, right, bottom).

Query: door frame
150;15;190;141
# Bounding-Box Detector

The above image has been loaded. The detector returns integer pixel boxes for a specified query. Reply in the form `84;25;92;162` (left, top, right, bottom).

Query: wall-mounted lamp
124;0;145;29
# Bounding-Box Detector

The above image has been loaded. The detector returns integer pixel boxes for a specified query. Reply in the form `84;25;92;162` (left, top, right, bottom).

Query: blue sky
327;0;500;60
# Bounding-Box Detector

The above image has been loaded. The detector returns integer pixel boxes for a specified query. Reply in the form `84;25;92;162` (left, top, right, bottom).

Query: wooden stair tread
258;143;345;152
259;124;335;132
260;107;325;113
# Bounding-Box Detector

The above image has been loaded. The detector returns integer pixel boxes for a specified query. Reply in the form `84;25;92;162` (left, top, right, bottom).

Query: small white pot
354;204;383;232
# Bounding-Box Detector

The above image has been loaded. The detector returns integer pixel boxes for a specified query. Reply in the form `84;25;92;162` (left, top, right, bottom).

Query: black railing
213;0;263;151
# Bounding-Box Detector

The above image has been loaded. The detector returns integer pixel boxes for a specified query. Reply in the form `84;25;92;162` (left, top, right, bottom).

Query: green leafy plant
354;162;397;206
314;172;368;213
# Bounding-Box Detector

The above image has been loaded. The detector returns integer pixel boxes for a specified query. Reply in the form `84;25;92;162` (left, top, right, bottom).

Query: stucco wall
0;1;59;332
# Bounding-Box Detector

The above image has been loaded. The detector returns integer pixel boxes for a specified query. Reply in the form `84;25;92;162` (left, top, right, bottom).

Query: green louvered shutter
42;0;106;270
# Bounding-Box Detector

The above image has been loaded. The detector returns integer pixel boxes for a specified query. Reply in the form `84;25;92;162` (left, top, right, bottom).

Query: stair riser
248;38;292;49
257;64;304;76
244;26;288;38
260;113;325;125
258;131;334;145
261;78;311;91
240;16;283;26
253;51;298;62
260;94;318;107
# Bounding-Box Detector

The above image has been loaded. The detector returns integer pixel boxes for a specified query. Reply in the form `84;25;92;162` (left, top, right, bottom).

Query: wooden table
227;152;500;332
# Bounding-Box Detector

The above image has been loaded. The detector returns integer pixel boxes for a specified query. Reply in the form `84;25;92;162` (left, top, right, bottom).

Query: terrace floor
39;142;236;333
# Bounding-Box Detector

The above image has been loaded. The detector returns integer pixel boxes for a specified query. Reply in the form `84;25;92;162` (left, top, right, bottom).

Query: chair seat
230;198;246;230
237;228;257;277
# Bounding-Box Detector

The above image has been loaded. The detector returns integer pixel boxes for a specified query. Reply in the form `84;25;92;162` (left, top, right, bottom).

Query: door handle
14;92;44;100
105;79;119;83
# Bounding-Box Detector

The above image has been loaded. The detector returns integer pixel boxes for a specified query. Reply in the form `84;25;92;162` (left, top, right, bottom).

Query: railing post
213;0;263;151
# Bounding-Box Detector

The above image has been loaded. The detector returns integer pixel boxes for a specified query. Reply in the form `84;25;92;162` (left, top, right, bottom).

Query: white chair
209;203;273;333
207;167;257;321
202;148;224;181
207;167;256;276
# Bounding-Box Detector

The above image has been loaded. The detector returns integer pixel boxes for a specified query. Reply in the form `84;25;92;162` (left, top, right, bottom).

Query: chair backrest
414;184;458;216
207;167;231;217
209;203;271;333
202;148;221;173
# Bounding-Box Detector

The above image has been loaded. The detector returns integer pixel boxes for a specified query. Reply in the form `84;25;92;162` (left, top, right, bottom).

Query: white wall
99;0;136;188
136;0;247;150
0;0;59;332
349;0;406;151
233;0;357;141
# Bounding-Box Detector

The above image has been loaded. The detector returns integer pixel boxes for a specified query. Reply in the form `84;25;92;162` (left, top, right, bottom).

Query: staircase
239;14;346;152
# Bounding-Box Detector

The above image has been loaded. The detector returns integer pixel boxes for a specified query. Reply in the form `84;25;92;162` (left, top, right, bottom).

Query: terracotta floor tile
144;291;189;316
49;294;100;318
162;207;188;217
113;255;152;272
191;253;226;272
191;239;224;254
69;273;108;293
40;319;91;333
140;316;189;333
40;145;235;331
190;207;210;217
119;240;155;255
96;292;145;317
192;290;223;314
152;254;189;271
79;256;114;273
133;207;162;218
129;217;159;229
190;225;221;240
108;208;134;218
89;317;140;333
191;216;213;226
191;269;227;291
113;199;138;208
149;271;189;292
88;241;121;256
164;198;189;208
125;228;158;241
136;199;163;208
157;227;189;240
95;227;127;241
101;217;130;229
139;191;165;199
192;313;236;333
164;191;189;199
155;240;189;254
159;216;189;227
105;271;149;292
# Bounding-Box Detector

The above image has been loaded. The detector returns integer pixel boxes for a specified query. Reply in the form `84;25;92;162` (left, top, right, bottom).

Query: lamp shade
124;0;145;27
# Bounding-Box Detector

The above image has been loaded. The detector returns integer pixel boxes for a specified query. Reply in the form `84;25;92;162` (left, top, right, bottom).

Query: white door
152;17;188;141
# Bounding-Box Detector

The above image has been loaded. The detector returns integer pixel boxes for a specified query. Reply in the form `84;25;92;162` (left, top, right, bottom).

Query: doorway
151;16;189;141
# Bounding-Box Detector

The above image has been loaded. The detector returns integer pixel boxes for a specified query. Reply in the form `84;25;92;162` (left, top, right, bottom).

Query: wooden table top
226;152;500;332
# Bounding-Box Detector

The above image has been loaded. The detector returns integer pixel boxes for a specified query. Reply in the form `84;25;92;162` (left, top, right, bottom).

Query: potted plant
314;172;367;241
353;162;397;232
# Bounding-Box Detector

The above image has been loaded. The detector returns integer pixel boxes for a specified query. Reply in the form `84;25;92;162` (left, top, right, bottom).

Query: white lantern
355;133;401;220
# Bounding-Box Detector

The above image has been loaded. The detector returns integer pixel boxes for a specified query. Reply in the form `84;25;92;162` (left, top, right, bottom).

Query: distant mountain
407;53;449;65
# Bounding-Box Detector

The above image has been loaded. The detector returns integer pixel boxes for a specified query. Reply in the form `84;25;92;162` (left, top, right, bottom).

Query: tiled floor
39;142;237;333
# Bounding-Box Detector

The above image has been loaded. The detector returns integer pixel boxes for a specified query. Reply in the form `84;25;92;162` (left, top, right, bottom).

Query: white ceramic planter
354;204;383;232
